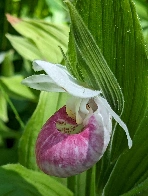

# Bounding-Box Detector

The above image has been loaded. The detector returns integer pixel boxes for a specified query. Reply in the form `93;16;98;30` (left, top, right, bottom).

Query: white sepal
31;60;101;98
22;74;65;92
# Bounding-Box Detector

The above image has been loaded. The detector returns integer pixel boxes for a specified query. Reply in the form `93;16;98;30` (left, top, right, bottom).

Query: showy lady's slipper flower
22;60;132;177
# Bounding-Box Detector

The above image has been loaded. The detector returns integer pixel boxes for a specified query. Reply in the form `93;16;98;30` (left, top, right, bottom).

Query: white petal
32;60;101;98
92;97;112;151
22;75;65;92
95;96;132;149
66;97;83;124
94;97;111;131
79;98;89;114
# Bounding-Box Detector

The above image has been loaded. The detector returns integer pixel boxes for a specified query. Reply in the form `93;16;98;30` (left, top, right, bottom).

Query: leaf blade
66;1;124;114
7;15;69;63
103;108;148;195
0;164;73;196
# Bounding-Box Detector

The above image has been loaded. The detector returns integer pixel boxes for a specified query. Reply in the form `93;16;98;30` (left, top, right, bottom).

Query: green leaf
103;108;148;196
133;0;148;50
120;177;148;196
0;75;36;100
1;50;14;77
106;0;148;160
19;92;67;170
6;15;69;63
66;1;124;114
0;164;73;196
134;0;148;21
93;0;148;193
6;34;44;61
0;91;8;122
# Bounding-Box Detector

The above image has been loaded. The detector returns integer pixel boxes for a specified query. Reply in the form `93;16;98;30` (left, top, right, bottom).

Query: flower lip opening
87;98;98;113
66;97;99;125
56;119;84;134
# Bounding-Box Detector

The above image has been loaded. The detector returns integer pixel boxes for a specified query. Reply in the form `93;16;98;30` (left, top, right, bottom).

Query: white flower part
66;96;90;124
94;96;132;149
22;60;101;98
93;97;112;151
22;74;66;92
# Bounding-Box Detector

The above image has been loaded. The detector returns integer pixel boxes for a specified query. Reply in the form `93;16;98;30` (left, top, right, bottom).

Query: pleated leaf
6;14;69;63
120;177;148;196
103;108;148;195
66;1;124;114
0;75;36;100
6;34;43;61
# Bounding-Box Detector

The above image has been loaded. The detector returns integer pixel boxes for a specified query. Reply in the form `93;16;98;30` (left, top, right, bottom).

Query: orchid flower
22;60;132;178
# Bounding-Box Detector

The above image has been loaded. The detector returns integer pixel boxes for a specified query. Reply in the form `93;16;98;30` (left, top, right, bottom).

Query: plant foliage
0;0;147;195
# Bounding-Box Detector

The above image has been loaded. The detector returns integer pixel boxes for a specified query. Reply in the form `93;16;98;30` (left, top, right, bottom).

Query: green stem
67;175;76;194
85;165;96;196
